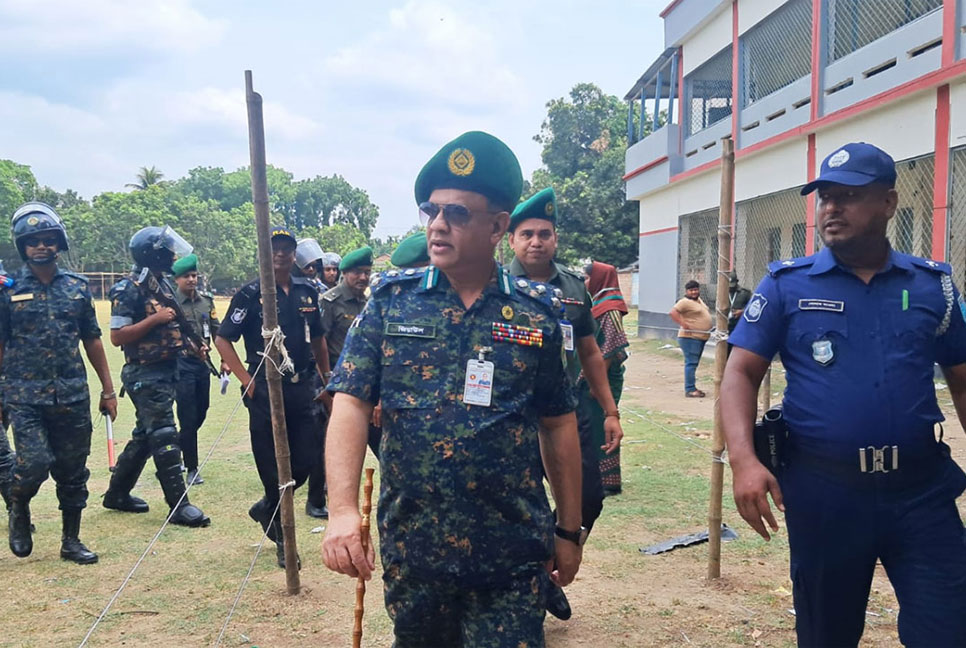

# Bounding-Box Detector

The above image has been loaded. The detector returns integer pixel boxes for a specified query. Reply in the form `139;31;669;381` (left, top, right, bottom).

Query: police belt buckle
859;445;899;473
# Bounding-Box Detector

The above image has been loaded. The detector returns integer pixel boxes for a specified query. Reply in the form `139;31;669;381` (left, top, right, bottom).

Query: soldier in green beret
172;254;222;486
323;131;583;646
508;186;624;620
390;232;430;268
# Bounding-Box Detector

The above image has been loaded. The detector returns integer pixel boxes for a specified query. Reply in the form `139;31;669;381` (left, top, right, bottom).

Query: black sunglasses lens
440;204;472;226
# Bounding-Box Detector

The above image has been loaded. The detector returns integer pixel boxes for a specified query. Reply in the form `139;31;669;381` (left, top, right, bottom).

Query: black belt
787;440;950;490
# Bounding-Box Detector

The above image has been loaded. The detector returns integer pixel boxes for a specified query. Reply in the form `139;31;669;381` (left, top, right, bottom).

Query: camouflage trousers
7;399;93;509
110;361;183;485
0;423;13;491
383;562;546;647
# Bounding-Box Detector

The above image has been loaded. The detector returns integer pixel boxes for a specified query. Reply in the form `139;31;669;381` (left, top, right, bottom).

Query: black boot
60;509;98;564
275;540;301;570
249;498;280;542
158;465;209;528
305;500;328;519
8;496;32;558
103;437;150;513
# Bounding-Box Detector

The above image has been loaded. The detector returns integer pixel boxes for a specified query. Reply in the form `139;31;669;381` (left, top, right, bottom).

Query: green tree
528;83;648;269
298;223;367;257
125;166;166;190
0;159;38;218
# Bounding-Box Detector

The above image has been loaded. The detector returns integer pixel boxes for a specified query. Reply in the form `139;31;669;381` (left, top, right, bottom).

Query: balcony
624;124;683;199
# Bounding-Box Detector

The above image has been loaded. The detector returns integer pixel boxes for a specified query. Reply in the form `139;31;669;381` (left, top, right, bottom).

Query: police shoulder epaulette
510;276;558;313
238;280;259;300
291;276;310;287
369;267;426;293
62;270;90;283
767;256;815;276
910;256;952;275
199;289;214;299
321;286;340;302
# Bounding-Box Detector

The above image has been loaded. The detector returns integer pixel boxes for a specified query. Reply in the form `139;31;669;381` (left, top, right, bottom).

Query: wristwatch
554;525;588;546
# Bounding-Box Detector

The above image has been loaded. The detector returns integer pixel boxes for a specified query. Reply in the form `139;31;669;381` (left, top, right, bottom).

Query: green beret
390;232;430;268
339;245;373;271
509;187;557;232
172;253;198;277
414;131;523;211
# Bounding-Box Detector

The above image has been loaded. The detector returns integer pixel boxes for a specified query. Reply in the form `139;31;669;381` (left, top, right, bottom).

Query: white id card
463;359;494;407
305;320;311;343
203;321;211;339
561;322;575;351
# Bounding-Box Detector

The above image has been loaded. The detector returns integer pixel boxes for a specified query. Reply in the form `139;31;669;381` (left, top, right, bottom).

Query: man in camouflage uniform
507;187;624;620
323;131;584;647
215;227;328;568
102;226;210;528
2;202;117;563
173;254;222;486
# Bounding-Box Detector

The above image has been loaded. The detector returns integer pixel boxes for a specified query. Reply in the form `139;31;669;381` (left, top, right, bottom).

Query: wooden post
245;70;300;594
708;136;735;580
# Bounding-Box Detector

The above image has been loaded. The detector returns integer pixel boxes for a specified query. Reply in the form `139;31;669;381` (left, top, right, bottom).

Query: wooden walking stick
353;467;375;648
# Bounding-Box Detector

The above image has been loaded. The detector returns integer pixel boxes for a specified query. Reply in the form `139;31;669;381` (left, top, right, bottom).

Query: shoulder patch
768;256;814;276
322;287;340;302
910;257;952;275
743;293;768;323
513;278;559;314
238;281;259;300
371;268;425;295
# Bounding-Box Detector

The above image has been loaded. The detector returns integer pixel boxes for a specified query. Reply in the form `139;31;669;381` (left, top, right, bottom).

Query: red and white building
625;0;966;336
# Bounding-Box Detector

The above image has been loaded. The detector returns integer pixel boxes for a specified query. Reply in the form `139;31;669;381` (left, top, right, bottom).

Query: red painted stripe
623;155;670;181
933;84;951;260
943;0;958;68
640;226;679;237
730;0;739;265
810;0;823;121
731;0;740;145
660;0;684;19
805;133;817;255
670;157;721;183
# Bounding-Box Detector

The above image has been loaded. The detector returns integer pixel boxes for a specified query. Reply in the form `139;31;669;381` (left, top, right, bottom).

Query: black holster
753;406;787;477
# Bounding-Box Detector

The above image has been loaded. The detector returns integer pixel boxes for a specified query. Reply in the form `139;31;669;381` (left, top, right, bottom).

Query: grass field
0;299;957;646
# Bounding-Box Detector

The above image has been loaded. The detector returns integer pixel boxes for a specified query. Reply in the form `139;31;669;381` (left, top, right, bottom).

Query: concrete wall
738;0;788;36
637;227;679;339
735;137;808;201
682;5;734;76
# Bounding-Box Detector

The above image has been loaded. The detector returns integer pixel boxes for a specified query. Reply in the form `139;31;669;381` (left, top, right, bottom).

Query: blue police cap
801;142;897;195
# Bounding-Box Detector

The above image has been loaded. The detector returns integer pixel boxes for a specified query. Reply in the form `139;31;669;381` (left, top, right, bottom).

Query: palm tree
126;166;165;190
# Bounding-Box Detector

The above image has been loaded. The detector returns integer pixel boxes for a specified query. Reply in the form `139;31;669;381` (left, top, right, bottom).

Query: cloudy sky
0;0;665;238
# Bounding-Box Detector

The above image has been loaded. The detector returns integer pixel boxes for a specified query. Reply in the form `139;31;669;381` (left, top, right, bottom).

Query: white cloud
0;0;226;54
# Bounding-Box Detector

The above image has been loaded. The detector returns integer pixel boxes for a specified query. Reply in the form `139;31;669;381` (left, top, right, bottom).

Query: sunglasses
24;236;59;248
418;201;500;228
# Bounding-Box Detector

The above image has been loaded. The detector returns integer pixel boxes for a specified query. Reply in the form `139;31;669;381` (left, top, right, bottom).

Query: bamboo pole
245;70;300;594
353;468;375;648
708;136;735;580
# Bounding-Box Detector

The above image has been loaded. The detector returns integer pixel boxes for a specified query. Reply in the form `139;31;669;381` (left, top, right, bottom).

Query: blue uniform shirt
730;246;966;449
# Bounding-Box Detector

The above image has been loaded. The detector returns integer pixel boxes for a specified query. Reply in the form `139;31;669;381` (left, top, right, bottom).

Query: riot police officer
102;226;210;528
2;202;117;562
723;142;966;646
214;227;328;568
320;252;341;291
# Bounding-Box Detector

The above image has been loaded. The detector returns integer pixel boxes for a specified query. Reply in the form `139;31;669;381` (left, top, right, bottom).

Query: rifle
133;268;220;377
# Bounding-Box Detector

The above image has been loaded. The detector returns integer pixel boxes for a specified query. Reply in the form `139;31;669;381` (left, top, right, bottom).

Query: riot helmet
130;225;193;273
11;202;69;264
295;238;325;270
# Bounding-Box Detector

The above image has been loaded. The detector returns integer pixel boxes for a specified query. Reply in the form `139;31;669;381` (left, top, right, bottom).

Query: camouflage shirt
320;280;366;370
110;274;184;365
0;266;101;405
329;264;576;584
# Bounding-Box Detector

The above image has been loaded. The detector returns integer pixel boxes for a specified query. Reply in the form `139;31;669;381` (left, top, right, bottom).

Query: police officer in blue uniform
722;142;966;647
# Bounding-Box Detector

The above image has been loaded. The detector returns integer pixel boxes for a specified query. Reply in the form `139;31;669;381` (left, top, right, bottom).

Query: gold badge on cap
502;305;514;320
27;216;39;226
544;202;554;216
448;148;475;176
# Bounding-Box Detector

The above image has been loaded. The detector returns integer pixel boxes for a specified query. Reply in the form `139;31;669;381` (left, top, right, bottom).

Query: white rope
213;493;286;648
77;351;272;648
259;326;294;376
622;405;727;464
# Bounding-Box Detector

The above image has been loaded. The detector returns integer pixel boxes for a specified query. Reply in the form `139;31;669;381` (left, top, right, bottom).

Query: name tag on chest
798;299;844;313
10;293;33;303
385;322;436;338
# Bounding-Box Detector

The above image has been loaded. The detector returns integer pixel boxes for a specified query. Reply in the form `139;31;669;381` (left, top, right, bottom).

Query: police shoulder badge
812;339;834;365
230;307;247;324
447;148;475;176
744;293;767;323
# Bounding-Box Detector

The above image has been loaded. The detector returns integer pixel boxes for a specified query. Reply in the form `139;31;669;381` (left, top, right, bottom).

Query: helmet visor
295;239;325;269
12;202;63;228
155;226;193;257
